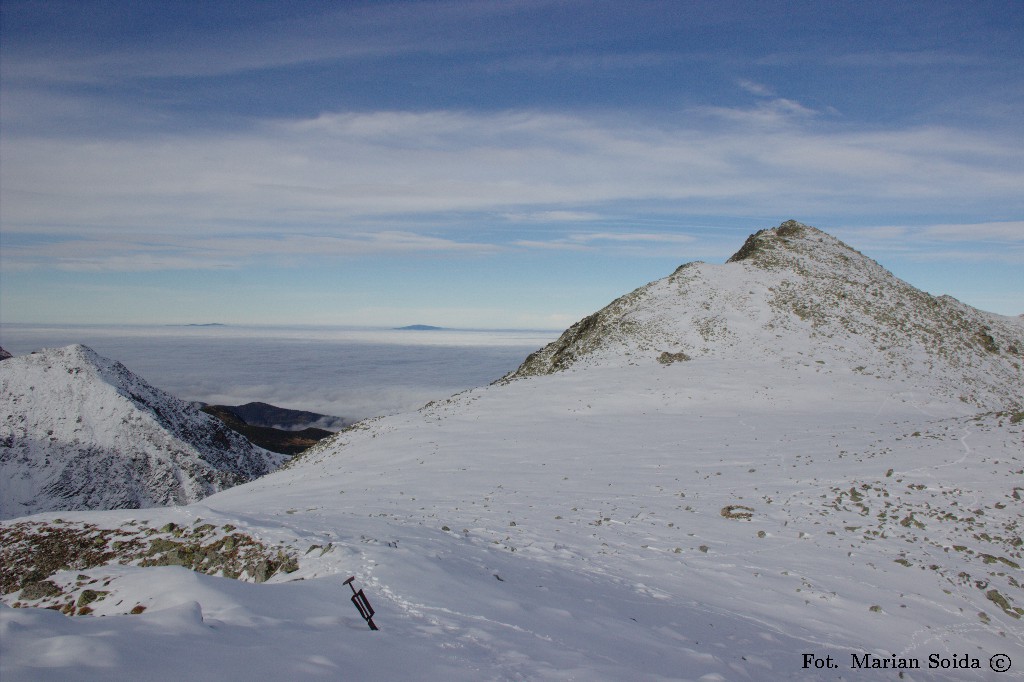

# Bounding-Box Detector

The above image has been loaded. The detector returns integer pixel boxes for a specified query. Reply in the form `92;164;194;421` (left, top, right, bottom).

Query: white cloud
2;108;1022;272
736;79;775;97
832;222;1024;267
697;85;825;129
502;211;603;223
512;230;697;256
842;221;1024;246
0;230;500;273
919;221;1024;242
907;249;1024;265
510;240;592;252
574;232;695;244
1;1;527;84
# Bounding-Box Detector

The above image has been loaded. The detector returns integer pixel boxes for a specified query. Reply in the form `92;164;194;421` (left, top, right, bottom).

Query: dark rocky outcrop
201;404;333;455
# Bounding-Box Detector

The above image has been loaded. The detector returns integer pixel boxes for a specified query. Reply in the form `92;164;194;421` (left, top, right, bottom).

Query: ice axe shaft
344;576;379;630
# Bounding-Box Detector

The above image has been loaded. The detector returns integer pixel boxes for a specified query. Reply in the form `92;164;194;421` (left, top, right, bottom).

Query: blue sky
1;0;1022;327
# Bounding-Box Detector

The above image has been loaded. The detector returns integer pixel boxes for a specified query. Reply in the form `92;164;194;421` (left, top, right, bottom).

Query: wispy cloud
918;221;1024;242
736;79;775;97
829;50;988;68
512;231;697;255
695;97;822;128
1;231;500;272
576;232;696;244
837;221;1024;266
502;211;603;223
1;1;533;84
485;50;702;74
845;221;1024;244
904;249;1024;265
2;106;1021;272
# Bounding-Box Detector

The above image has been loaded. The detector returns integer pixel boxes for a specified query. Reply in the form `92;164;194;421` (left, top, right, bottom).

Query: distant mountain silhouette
208;401;348;431
200;405;334;456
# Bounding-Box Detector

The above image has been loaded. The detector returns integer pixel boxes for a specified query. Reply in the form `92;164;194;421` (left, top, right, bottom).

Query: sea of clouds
0;324;559;424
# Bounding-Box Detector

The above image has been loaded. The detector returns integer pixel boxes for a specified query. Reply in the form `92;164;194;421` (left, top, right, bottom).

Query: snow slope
0;345;283;518
2;223;1022;681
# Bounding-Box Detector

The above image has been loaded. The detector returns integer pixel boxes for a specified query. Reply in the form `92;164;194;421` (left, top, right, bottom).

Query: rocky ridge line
508;220;1023;410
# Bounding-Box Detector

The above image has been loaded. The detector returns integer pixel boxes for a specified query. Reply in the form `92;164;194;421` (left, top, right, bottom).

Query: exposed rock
20;580;62;600
77;589;108;607
1;518;303;607
657;351;691;365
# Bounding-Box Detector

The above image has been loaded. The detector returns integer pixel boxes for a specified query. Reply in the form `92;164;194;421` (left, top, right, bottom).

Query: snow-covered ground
3;224;1021;680
3;358;1021;680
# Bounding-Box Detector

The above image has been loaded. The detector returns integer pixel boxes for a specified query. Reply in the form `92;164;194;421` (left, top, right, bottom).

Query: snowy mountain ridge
512;220;1022;410
0;344;283;519
2;223;1023;681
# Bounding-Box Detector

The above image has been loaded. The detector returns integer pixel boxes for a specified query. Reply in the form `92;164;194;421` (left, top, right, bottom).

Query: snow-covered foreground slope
0;345;282;518
2;365;1021;681
2;223;1022;680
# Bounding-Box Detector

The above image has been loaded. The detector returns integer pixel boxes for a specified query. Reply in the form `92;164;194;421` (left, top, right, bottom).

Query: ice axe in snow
344;576;379;630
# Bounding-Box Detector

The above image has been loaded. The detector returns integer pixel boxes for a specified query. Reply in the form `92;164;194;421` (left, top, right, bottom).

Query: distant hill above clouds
216;401;349;432
0;347;12;361
0;344;283;519
510;220;1023;410
199;402;342;455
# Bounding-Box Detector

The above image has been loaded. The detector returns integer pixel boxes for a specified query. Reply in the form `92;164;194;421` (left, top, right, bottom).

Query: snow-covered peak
19;344;202;435
510;221;1023;410
0;345;283;518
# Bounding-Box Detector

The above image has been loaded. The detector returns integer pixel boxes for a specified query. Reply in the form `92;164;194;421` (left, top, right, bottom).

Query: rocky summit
511;220;1022;411
0;344;283;518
